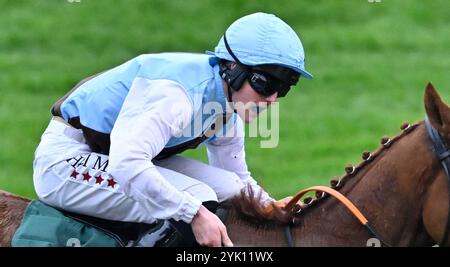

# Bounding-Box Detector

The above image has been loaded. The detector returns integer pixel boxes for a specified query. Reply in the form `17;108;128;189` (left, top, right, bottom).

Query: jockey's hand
263;196;294;215
274;196;294;208
191;205;234;247
274;196;308;210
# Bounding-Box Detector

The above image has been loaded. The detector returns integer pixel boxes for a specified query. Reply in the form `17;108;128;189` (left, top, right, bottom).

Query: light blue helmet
209;12;312;79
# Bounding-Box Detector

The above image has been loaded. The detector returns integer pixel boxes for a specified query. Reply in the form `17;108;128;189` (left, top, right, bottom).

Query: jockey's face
231;80;278;123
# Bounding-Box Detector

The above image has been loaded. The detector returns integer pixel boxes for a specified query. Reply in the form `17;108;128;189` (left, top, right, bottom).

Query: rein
284;186;391;247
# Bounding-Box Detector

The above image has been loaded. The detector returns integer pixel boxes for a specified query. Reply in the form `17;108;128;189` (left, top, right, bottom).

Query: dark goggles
248;65;300;97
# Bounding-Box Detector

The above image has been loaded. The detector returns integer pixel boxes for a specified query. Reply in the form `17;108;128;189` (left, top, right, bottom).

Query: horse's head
422;83;450;246
225;83;450;247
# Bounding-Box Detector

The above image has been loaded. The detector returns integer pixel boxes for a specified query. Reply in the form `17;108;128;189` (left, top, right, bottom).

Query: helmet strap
223;33;244;65
227;84;237;113
220;33;251;92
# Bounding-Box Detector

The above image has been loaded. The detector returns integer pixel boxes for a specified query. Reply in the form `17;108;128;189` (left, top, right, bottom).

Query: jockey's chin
237;105;267;123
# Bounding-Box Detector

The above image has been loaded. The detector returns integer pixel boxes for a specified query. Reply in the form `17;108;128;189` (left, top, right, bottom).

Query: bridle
281;119;450;247
425;117;450;246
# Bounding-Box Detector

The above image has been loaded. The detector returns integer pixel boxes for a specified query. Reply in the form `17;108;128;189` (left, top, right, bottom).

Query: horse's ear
424;82;450;136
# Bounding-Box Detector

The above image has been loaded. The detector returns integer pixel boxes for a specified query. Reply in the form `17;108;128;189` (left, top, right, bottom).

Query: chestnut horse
1;83;449;247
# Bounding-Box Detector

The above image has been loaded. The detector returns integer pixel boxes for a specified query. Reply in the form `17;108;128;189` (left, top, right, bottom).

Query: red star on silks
82;172;91;181
95;175;104;184
70;170;79;179
107;178;117;188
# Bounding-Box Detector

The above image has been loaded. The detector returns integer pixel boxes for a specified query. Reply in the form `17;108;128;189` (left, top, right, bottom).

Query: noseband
425;117;450;246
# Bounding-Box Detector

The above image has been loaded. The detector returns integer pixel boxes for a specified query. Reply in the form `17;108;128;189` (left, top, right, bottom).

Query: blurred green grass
1;0;449;199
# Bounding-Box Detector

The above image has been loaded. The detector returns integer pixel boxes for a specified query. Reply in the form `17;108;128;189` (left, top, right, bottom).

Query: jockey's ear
424;82;450;142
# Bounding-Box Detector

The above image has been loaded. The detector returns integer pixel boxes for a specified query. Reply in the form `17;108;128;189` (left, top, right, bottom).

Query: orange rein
263;186;390;246
285;186;369;225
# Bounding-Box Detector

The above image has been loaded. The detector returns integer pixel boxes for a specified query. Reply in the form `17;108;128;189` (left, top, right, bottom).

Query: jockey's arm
108;78;232;247
108;78;202;223
205;116;275;207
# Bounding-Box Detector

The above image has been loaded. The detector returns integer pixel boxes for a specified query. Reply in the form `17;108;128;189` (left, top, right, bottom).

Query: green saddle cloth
12;200;120;247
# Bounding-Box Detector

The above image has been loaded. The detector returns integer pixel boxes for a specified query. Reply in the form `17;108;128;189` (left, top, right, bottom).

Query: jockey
32;12;312;247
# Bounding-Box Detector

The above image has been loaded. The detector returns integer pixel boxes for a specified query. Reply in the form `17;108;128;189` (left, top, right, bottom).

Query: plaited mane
229;122;420;227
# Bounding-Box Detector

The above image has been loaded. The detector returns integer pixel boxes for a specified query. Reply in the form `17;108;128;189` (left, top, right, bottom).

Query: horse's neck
293;125;436;246
226;125;437;246
225;212;291;246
